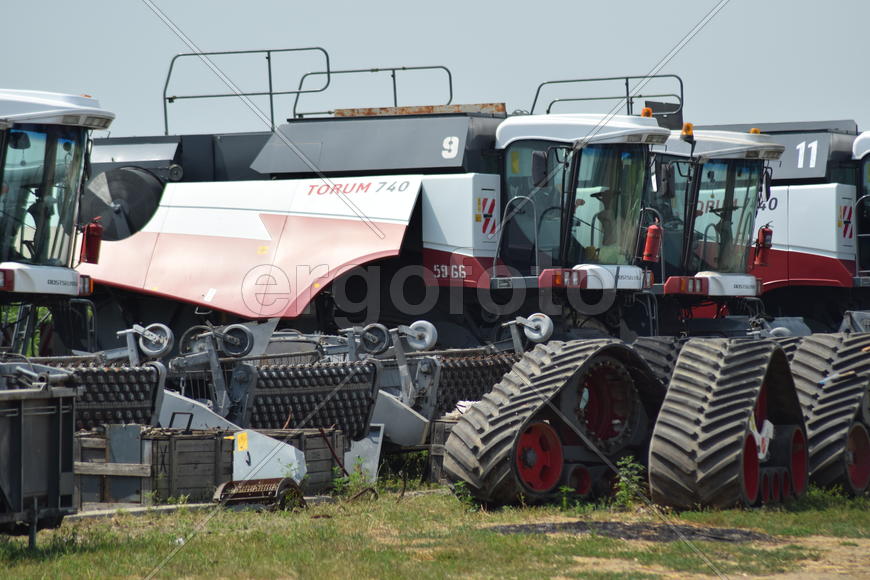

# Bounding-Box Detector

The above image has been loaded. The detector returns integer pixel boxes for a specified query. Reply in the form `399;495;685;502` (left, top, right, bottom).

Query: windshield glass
567;144;645;265
645;155;693;277
500;139;572;274
689;159;761;274
0;124;87;266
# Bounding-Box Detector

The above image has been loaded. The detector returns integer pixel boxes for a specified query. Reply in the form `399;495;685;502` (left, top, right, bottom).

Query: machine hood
78;174;423;318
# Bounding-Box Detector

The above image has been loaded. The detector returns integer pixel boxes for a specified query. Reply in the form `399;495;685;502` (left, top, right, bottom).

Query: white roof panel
495;113;669;148
0;89;114;129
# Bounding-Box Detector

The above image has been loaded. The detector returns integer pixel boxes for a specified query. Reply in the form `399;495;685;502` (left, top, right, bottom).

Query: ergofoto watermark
239;260;619;324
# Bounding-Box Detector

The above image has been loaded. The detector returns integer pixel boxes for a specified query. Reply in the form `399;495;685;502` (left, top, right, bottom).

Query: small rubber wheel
138;323;174;358
219;324;254;357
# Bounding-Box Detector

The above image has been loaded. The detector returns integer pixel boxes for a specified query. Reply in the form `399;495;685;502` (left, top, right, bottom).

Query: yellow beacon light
681;122;694;138
749;127;761;134
641;107;653;118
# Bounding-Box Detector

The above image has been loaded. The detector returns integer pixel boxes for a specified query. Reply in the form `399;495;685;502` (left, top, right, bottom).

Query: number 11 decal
796;140;818;169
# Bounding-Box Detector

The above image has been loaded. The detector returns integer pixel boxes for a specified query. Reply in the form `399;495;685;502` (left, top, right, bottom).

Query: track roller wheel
742;434;761;505
514;422;563;494
846;423;870;494
771;469;783;503
772;424;808;497
760;468;772;505
568;465;592;497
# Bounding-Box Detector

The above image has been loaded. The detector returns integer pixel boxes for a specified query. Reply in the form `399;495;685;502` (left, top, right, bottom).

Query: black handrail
162;47;331;135
290;65;453;119
546;93;682;115
530;74;683;116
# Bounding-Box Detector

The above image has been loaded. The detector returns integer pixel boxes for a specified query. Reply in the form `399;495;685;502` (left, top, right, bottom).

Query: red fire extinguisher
643;222;662;263
754;223;773;267
79;217;103;264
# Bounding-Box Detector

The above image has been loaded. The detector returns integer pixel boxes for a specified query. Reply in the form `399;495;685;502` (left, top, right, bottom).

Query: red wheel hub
846;423;870;493
742;434;760;505
569;465;592;497
789;427;808;496
515;422;564;493
579;363;630;441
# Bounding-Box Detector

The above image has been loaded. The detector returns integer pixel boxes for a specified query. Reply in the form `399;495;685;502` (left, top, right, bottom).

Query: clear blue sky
4;1;867;136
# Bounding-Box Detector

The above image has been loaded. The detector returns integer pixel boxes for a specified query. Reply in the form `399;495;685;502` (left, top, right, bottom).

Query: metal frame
162;47;331;134
530;74;684;117
290;65;453;118
856;194;870;277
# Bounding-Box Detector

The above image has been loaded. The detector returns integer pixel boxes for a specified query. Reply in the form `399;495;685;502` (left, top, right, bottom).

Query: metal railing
530;74;684;117
162;47;331;134
290;65;453;118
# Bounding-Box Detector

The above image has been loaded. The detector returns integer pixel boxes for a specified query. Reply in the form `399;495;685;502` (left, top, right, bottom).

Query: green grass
0;491;824;579
678;486;870;538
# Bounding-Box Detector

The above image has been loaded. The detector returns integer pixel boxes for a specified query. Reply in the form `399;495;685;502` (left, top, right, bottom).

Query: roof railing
529;74;683;117
290;65;453;119
162;47;331;135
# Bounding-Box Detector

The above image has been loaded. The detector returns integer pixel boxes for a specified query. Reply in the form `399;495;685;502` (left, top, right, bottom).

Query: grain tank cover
251;113;504;176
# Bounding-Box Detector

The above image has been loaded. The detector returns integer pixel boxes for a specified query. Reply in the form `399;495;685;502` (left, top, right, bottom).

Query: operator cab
648;127;783;296
493;113;668;289
0;89;113;295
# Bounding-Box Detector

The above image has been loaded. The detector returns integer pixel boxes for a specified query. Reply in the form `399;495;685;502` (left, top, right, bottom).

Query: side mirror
761;169;772;202
9;132;30;150
660;163;675;199
531;150;548;188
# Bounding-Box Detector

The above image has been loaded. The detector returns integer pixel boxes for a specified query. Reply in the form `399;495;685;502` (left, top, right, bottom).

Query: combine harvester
70;50;868;506
0;89;116;542
698;119;870;497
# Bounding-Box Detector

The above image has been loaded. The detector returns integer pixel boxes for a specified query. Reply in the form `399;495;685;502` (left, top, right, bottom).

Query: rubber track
775;336;804;362
648;338;785;508
442;339;619;505
632;337;685;387
789;333;870;489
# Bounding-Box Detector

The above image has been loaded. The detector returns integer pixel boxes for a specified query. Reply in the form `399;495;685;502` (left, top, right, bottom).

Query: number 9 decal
442;136;460;159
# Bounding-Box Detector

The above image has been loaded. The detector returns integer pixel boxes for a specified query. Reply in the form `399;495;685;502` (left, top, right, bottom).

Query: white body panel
695;272;758;296
0;262;82;296
420;173;500;258
149;175;424;239
573;264;645;290
760;183;857;260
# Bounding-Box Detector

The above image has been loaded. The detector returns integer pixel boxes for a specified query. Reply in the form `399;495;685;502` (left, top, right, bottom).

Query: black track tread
442;339;619;505
632;336;685;387
775;336;804;362
789;333;870;489
649;338;781;508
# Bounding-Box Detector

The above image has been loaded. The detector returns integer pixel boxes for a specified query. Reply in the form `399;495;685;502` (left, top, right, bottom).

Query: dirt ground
561;535;870;579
